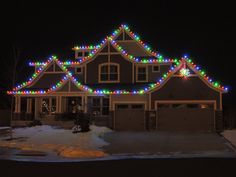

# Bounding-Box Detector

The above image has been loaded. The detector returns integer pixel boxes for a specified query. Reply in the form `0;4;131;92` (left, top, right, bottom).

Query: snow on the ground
0;125;112;158
0;127;10;130
222;129;236;147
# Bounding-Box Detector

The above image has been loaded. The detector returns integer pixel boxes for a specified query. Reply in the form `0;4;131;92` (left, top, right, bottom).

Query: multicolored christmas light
184;57;228;92
8;54;228;96
8;24;229;95
69;24;172;65
30;25;173;66
72;45;99;50
13;56;58;91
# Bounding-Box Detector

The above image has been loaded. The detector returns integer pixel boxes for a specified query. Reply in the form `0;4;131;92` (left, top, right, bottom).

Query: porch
12;95;113;128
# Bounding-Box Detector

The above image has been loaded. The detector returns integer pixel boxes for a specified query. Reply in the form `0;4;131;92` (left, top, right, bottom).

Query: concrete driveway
103;132;236;157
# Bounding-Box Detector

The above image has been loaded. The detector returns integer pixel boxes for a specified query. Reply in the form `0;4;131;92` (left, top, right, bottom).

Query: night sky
0;0;235;107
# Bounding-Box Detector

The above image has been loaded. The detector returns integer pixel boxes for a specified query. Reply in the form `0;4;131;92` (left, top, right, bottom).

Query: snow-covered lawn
0;125;112;158
222;129;236;147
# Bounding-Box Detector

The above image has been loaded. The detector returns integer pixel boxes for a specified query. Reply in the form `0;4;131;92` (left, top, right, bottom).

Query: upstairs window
99;63;119;83
84;51;90;56
75;67;82;74
137;66;147;82
152;65;160;72
77;52;83;57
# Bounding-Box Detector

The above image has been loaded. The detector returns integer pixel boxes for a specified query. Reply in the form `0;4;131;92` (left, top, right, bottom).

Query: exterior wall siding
67;66;85;83
147;64;171;82
29;73;65;89
86;55;108;84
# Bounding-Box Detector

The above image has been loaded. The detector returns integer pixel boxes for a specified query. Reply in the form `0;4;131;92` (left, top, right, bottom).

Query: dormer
72;46;97;59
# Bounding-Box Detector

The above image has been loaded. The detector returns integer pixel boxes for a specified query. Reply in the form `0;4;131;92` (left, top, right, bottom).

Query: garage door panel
115;104;145;131
157;107;214;131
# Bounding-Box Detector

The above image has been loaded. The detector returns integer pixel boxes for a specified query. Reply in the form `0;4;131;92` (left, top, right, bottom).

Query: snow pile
0;125;112;158
222;129;236;147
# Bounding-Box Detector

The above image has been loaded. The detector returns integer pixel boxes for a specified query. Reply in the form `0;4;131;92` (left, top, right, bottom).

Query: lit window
137;66;147;81
99;63;119;82
41;98;56;115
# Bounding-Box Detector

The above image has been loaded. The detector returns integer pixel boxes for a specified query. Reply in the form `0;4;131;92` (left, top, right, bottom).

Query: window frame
152;65;160;73
90;97;110;116
136;65;148;82
75;66;82;74
41;97;57;115
99;63;120;83
77;51;83;57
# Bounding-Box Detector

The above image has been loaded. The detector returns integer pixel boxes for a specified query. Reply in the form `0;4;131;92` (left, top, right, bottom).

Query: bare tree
2;45;21;139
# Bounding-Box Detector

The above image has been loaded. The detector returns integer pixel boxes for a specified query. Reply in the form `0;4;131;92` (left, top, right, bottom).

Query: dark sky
1;0;235;106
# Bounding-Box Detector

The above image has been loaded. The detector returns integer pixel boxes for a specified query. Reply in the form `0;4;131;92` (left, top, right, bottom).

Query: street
1;158;236;177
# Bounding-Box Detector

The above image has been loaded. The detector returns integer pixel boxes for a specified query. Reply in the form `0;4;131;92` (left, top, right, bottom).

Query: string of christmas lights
8;55;228;96
29;24;173;66
8;56;180;95
13;56;58;91
184;58;228;92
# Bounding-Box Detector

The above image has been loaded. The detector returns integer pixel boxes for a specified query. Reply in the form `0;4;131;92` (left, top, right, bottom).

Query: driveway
103;131;236;157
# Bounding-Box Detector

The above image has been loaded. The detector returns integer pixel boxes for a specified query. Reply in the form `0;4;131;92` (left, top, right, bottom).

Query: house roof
29;25;175;67
116;41;153;57
7;55;228;95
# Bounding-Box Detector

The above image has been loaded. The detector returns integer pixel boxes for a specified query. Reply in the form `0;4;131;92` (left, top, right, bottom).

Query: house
7;24;228;131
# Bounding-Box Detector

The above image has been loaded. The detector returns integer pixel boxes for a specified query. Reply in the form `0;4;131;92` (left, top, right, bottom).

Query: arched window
99;63;119;83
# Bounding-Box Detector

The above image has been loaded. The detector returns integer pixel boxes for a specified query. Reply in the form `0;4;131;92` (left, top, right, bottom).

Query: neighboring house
8;25;228;131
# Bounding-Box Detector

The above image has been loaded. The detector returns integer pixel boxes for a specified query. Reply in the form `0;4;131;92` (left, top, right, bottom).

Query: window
51;98;56;113
84;51;90;56
41;98;56;115
137;66;147;82
77;52;83;57
99;63;119;82
42;98;50;114
200;104;214;109
75;67;82;74
100;65;109;81
116;104;144;110
116;104;129;110
131;104;144;110
186;104;199;109
152;65;160;72
102;98;109;115
90;97;109;116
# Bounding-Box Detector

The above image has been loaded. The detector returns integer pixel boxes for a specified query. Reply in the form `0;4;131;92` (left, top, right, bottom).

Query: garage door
156;102;215;131
115;104;145;131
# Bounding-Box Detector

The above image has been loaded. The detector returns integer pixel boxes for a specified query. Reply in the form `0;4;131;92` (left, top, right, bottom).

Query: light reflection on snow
0;125;111;158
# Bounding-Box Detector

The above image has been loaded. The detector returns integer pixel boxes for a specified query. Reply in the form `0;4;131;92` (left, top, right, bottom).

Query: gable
151;76;221;109
55;63;63;71
27;73;66;89
45;63;54;72
114;30;134;41
109;44;118;52
115;32;124;41
56;81;69;92
124;32;133;40
100;44;108;53
117;41;152;57
173;64;195;76
55;80;83;92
